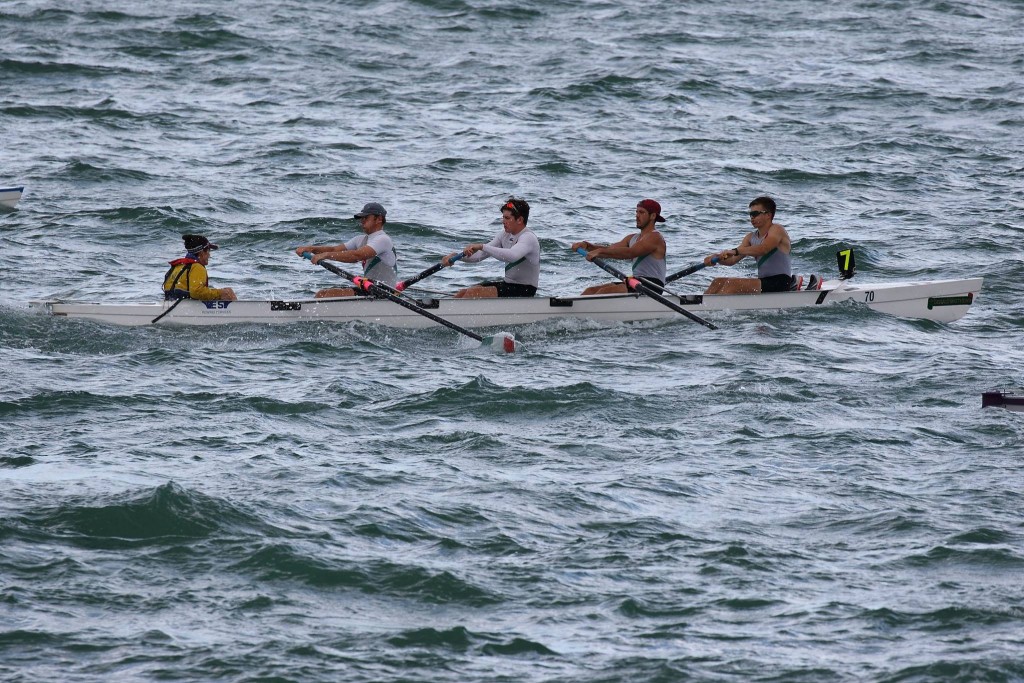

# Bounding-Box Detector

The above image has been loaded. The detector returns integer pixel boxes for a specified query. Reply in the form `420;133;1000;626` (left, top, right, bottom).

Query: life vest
162;257;202;300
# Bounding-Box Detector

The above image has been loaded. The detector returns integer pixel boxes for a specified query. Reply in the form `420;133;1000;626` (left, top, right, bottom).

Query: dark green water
2;1;1023;681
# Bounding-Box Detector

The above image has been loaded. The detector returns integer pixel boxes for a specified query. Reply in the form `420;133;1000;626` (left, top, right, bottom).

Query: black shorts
760;273;792;293
480;280;538;298
628;277;665;294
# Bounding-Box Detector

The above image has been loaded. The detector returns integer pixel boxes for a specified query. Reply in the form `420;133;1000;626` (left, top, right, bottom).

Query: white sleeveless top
750;228;791;279
629;233;666;282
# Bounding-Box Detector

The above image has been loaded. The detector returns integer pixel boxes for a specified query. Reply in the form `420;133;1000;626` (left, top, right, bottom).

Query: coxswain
162;234;237;301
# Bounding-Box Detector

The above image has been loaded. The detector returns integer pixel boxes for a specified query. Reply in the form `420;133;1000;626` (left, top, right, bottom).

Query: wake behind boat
30;275;982;327
0;186;24;209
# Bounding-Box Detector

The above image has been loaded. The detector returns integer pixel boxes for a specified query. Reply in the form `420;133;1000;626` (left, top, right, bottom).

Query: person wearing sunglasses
441;196;539;298
701;196;819;294
295;202;399;298
571;199;668;295
162;234;237;301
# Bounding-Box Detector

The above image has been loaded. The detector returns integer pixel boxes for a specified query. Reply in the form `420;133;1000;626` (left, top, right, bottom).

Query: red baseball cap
637;199;666;223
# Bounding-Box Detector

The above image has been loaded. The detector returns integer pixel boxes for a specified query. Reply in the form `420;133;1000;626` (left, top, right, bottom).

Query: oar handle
576;246;645;288
395;252;464;292
575;248;717;330
665;257;717;284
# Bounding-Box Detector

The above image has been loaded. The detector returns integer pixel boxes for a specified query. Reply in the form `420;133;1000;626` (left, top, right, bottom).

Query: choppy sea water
2;1;1024;681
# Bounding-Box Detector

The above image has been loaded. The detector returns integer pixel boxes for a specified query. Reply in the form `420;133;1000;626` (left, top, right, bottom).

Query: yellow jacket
162;259;228;301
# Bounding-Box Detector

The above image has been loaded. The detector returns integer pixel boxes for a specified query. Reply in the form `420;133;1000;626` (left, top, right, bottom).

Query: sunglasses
503;201;520;217
748;210;770;218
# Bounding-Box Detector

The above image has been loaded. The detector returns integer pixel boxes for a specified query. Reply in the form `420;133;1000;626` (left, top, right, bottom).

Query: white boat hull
29;277;983;327
0;186;24;209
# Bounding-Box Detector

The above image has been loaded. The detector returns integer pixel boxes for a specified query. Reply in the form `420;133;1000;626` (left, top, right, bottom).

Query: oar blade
483;332;517;354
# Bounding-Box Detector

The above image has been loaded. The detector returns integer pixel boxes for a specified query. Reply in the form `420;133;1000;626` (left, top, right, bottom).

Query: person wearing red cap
571;199;668;295
441;196;540;299
162;234;237;301
701;196;818;294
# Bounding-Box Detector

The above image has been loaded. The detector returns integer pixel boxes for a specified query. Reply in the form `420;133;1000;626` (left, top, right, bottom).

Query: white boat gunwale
28;276;984;327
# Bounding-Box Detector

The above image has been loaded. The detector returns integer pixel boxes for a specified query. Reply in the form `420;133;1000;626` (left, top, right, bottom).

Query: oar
151;297;186;324
665;257;717;284
303;253;517;353
632;256;721;299
633;276;691;301
395;253;464;292
575;247;717;330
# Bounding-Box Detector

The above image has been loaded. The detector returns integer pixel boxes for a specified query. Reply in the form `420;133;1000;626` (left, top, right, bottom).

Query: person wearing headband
441;196;540;298
701;196;819;293
572;199;668;295
295;201;398;298
162;234;237;301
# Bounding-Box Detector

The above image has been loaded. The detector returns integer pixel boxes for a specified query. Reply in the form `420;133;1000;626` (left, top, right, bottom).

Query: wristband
733;248;740;256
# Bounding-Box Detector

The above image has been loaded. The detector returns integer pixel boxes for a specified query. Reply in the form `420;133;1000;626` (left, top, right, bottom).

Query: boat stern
0;185;24;210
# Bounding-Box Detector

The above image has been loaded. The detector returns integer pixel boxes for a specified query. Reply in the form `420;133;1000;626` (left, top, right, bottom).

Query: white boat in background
29;275;982;327
0;186;24;209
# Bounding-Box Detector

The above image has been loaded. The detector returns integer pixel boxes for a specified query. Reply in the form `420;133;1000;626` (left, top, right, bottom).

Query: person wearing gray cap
295;202;398;298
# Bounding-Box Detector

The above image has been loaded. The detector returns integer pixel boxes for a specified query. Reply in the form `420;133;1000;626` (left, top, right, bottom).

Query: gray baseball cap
354;202;387;218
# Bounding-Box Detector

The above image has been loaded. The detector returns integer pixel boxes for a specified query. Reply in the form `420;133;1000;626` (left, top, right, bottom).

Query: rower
701;196;820;294
441;196;540;299
572;198;668;295
163;234;237;301
295;202;398;298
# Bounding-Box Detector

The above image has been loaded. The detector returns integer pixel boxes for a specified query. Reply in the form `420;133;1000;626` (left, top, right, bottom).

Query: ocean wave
62;160;155;184
0;57;125;78
14;482;268;548
900;544;1024;569
232;543;500;605
388;624;557;656
0;388;334;419
384;375;645;420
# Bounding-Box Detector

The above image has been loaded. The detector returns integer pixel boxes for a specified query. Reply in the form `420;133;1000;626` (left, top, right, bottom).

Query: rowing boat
29;276;982;327
0;186;24;209
982;392;1024;413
